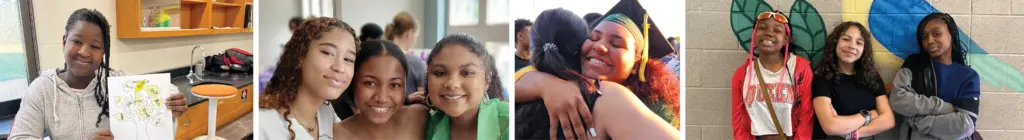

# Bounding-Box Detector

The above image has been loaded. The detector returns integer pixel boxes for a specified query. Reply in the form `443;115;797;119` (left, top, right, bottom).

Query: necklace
294;115;317;133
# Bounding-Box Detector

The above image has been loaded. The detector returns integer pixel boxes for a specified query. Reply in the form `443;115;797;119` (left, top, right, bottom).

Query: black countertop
170;72;253;107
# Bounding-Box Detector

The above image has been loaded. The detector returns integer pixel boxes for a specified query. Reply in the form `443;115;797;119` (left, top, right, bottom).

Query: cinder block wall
685;0;1024;139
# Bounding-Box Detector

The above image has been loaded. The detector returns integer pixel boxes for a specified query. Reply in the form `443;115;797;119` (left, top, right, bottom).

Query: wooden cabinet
174;84;253;140
116;0;253;38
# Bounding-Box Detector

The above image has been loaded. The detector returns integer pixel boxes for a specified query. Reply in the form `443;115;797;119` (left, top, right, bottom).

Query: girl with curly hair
811;21;895;139
258;17;358;140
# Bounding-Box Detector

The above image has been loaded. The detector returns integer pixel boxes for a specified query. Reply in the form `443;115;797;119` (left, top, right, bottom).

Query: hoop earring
425;95;434;107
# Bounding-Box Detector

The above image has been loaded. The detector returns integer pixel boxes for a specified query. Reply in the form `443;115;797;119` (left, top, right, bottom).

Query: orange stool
190;84;238;140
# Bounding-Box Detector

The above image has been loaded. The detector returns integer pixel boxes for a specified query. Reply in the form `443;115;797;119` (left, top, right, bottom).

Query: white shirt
258;103;340;140
742;54;797;136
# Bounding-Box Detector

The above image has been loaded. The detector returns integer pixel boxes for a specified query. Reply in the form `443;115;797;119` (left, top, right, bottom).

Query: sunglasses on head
757;10;788;24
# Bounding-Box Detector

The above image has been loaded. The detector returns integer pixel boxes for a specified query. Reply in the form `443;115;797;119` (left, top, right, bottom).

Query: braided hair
916;12;969;66
259;17;357;139
62;8;112;127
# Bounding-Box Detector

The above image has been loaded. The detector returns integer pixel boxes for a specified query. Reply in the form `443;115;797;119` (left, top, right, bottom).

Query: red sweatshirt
730;54;814;140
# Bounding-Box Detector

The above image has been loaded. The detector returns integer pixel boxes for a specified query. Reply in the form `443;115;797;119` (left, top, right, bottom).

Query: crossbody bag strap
753;60;788;140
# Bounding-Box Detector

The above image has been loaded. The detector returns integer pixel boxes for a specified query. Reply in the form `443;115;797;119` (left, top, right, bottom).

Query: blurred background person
358;23;384;42
514;19;533;71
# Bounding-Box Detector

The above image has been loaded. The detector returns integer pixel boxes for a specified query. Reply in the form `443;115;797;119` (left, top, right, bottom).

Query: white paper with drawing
107;73;174;140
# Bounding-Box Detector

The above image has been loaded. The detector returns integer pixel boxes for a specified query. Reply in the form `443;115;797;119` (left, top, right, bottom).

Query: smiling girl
514;8;679;139
9;8;187;140
730;10;814;140
333;40;429;139
423;34;508;140
259;17;359;140
811;22;895;139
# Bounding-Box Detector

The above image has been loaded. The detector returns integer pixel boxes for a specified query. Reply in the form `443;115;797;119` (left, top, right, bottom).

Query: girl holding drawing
7;8;188;140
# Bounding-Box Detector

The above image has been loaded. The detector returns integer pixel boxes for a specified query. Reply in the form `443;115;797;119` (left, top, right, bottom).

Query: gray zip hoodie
888;67;979;140
7;68;177;140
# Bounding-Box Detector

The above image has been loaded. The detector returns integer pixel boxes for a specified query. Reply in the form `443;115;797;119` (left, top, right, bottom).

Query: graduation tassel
639;13;650;82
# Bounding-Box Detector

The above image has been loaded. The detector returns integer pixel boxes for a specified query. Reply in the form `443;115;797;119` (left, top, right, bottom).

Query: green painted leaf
970;54;1024;92
730;0;773;52
789;0;827;68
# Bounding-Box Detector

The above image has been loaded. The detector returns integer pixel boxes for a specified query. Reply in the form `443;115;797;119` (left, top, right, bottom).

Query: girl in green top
424;34;509;140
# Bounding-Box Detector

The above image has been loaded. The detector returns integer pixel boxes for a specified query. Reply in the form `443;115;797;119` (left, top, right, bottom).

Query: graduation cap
593;0;674;82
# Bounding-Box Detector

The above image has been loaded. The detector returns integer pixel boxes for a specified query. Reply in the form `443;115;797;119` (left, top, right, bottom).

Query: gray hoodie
8;68;178;140
888;67;979;140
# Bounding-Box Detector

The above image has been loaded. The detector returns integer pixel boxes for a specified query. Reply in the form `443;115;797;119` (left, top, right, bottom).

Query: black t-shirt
515;55;530;71
811;73;886;138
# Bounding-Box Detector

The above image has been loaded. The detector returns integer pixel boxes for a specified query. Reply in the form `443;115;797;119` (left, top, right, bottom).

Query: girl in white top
730;10;815;140
258;17;359;140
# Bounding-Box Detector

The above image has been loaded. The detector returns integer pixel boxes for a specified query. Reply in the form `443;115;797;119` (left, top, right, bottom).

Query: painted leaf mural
789;0;827;68
729;0;772;52
730;0;826;68
725;0;1024;92
868;0;1024;92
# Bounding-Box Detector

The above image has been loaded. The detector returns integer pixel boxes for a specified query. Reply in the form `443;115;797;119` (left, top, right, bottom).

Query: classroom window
449;0;479;26
0;0;37;118
485;0;508;25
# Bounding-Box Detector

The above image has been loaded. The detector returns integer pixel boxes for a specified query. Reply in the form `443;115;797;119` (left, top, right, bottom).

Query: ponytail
385;12;417;41
384;23;395;40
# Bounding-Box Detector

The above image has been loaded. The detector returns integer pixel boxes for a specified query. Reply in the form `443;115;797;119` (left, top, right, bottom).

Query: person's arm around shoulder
731;61;754;140
592;81;678;139
7;77;56;140
515;71;593;139
514;71;578;103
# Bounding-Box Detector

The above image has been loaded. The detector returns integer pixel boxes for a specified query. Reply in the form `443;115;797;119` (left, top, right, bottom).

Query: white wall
33;0;254;74
445;0;512;94
257;0;301;70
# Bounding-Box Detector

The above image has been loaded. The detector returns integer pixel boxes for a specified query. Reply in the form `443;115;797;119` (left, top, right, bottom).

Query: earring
483;92;490;104
425;95;434;107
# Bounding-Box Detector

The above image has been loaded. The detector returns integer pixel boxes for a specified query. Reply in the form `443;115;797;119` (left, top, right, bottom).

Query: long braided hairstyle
916;12;969;66
259;17;357;139
62;8;112;127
